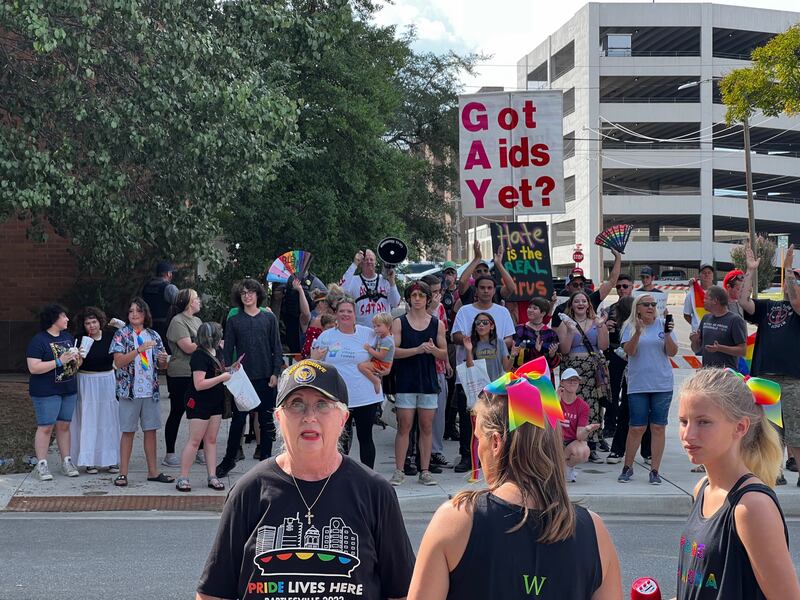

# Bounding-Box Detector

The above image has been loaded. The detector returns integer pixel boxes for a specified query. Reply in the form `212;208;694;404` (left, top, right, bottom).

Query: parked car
396;262;438;283
660;269;687;281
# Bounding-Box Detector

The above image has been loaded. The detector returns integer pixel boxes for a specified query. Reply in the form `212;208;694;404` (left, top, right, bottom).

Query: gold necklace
290;469;336;525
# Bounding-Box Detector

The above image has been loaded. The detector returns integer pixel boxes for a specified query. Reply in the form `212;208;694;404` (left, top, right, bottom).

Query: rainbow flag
737;332;757;375
692;280;707;323
135;330;150;371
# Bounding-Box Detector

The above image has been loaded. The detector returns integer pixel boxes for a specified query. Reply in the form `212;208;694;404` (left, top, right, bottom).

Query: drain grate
4;495;225;513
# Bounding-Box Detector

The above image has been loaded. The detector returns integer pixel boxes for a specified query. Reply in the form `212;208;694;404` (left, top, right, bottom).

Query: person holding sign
457;240;516;307
451;276;515;473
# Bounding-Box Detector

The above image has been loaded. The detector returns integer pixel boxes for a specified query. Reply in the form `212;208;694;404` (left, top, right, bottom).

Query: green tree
0;1;310;308
219;5;477;291
720;24;800;123
730;236;776;292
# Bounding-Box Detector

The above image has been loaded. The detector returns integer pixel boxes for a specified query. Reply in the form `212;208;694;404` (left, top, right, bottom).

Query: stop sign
573;250;584;263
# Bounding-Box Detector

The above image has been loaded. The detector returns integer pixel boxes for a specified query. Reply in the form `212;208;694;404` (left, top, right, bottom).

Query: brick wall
0;216;79;371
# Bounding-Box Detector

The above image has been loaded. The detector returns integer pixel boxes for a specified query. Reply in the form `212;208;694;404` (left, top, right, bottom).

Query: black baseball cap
156;261;176;275
276;360;349;406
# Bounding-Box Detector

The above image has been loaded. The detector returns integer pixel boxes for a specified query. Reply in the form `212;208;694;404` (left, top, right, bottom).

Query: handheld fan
594;224;633;254
266;250;314;284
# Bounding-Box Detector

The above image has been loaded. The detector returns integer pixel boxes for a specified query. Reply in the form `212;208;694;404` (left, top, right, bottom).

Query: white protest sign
459;91;564;217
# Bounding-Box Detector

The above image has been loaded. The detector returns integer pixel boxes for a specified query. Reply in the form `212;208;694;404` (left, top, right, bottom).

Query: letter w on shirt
523;574;547;595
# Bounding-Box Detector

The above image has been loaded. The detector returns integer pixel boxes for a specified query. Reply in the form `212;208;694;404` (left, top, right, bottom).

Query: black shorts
185;395;224;420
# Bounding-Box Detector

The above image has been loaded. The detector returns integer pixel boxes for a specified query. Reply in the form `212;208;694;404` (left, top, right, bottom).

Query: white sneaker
62;456;79;477
34;460;53;481
566;467;577;483
389;469;405;487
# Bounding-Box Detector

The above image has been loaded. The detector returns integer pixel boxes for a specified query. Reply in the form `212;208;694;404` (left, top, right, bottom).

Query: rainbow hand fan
594;224;634;254
266;250;314;284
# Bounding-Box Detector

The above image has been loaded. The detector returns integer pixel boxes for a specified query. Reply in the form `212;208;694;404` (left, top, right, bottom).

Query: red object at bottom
631;577;661;600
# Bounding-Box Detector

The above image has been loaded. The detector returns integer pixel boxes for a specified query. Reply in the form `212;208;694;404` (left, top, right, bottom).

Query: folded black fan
594;224;633;254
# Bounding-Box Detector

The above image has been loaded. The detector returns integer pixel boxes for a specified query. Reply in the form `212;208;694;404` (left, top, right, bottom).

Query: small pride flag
135;330;150;371
737;332;757;375
692;280;707;323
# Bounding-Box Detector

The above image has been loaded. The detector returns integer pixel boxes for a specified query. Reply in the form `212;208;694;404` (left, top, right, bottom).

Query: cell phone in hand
664;314;673;333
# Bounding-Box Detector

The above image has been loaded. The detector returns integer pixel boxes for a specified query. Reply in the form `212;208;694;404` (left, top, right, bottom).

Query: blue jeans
628;391;672;427
32;394;77;426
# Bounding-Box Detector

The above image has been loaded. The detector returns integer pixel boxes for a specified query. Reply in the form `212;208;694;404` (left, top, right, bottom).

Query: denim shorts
628;391;673;427
31;394;77;426
395;393;439;410
119;396;162;432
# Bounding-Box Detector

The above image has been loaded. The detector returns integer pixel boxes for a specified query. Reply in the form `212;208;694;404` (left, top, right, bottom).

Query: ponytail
740;412;783;487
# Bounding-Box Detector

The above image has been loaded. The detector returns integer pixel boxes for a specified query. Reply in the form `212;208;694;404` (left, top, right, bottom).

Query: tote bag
223;367;261;412
456;359;491;410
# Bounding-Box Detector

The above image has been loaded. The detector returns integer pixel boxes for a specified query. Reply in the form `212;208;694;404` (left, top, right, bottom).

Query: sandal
113;474;128;487
691;464;706;473
107;465;120;474
85;466;99;475
147;472;175;483
175;477;191;492
207;476;225;491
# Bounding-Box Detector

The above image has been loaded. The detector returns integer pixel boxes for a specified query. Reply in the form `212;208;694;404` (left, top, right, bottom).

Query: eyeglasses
284;399;337;416
570;281;585;287
475;319;492;326
240;290;257;297
639;302;657;307
616;284;631;289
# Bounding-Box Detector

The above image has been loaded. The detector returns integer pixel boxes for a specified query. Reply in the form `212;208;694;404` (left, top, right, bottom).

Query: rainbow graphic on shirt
135;331;150;371
736;332;757;375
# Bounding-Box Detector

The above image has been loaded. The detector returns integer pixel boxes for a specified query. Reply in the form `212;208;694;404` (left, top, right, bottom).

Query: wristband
55;358;62;368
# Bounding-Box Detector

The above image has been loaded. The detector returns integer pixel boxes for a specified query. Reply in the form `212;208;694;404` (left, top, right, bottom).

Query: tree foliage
730;236;776;292
1;1;475;314
720;25;800;124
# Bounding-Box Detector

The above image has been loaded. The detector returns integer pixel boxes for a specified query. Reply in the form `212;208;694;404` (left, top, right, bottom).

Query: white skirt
70;371;121;467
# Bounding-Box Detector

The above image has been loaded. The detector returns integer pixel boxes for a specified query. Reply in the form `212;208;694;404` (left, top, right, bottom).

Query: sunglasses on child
475;319;492;326
616;284;631;289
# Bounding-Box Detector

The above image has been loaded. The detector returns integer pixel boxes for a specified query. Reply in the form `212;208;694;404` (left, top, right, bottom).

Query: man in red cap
723;269;745;317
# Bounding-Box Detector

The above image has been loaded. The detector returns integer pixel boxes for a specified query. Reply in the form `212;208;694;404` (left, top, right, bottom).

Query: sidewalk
2;369;799;516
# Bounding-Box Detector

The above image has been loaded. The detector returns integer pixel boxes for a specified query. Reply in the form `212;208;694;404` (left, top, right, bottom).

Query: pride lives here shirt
197;457;414;600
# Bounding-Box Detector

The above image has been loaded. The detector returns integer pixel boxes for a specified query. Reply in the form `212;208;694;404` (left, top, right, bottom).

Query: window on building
563;88;575;116
603;34;632;57
565;176;575;203
553;220;576;247
564;131;575;160
550;41;574;81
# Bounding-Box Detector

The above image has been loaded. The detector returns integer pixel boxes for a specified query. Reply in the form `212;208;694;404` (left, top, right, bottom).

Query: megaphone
377;237;407;269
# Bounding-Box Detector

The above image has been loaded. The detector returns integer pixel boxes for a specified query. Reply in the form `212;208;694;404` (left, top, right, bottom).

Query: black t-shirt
188;350;225;407
77;330;114;372
197;456;415;600
697;312;747;370
26;330;78;396
677;474;788;599
550;290;602;329
744;299;800;378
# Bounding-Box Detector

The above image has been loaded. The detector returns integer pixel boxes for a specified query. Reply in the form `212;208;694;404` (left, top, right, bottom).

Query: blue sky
372;0;797;91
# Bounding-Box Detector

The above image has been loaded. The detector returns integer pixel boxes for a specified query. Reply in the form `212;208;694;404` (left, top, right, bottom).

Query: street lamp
678;79;758;297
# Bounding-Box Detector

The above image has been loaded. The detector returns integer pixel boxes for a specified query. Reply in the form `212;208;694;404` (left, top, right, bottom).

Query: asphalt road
1;513;799;599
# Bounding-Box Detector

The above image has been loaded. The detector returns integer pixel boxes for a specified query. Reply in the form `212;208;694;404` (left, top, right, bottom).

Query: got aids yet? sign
459;91;564;217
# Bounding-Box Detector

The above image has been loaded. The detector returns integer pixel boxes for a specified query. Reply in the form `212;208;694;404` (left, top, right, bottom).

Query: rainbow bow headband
725;369;782;428
485;356;564;431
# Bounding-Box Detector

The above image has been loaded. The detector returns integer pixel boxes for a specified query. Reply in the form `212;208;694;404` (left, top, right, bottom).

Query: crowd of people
23;242;800;598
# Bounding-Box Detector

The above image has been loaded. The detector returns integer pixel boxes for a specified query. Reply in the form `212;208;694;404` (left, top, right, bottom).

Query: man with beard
341;249;401;327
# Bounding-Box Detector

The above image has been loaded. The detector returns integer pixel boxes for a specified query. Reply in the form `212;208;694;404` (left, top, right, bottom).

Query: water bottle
631;577;661;600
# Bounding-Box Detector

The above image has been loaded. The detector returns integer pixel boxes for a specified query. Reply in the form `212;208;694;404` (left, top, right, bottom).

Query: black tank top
393;314;440;394
677;473;789;599
448;494;602;600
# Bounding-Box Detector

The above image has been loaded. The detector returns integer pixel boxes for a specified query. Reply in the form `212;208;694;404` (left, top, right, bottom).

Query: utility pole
743;114;758;299
597;117;604;283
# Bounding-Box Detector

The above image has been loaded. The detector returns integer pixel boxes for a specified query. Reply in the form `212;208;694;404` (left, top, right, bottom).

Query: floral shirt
109;325;165;401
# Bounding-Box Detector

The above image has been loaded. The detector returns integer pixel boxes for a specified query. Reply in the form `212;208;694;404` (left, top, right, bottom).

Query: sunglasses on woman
639;302;657;307
475;319;492;326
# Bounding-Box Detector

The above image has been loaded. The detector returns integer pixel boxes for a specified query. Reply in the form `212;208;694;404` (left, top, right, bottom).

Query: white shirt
132;330;155;399
451;303;515;384
315;325;382;408
340;264;401;327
